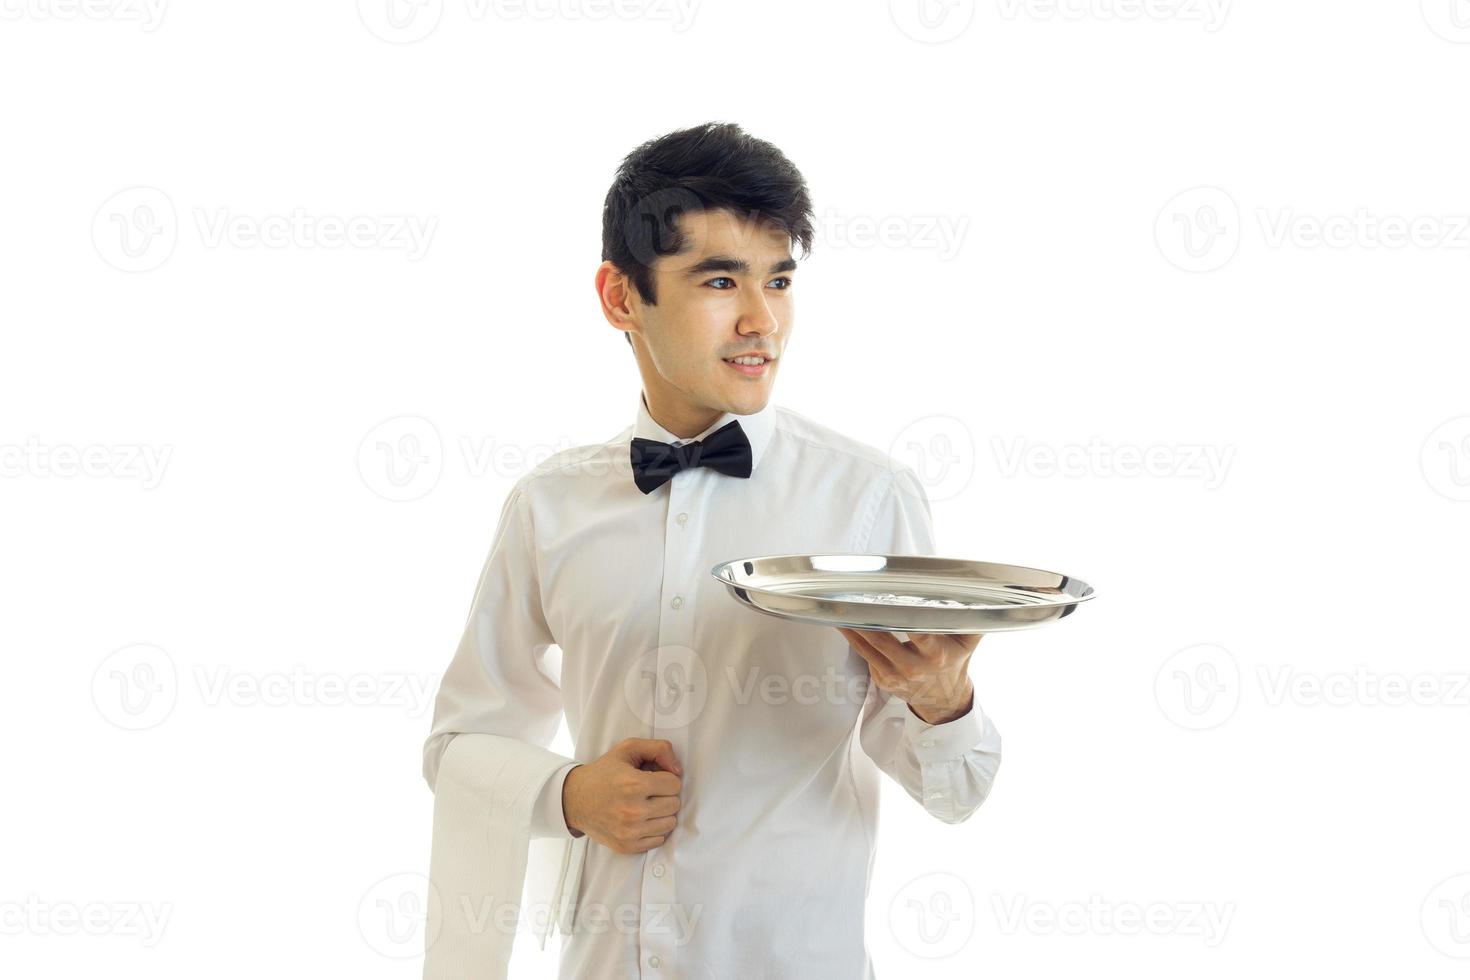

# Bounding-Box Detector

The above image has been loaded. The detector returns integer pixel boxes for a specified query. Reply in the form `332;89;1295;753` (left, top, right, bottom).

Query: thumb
620;738;683;775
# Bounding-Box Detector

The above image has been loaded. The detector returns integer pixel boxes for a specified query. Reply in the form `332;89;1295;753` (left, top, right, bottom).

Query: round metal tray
710;554;1096;634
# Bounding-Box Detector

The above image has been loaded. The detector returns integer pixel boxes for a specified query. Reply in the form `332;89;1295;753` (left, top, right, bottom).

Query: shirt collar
633;391;777;474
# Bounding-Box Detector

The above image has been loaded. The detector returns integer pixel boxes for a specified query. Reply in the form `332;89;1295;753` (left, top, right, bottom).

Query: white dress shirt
423;391;1003;979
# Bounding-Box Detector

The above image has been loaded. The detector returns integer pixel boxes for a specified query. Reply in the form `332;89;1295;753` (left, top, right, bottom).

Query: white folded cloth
422;734;587;979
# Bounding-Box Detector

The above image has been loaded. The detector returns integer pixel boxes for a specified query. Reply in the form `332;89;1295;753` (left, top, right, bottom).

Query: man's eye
769;277;792;290
706;277;734;289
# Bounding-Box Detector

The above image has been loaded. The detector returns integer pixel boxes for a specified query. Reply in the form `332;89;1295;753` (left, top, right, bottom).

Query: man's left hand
835;627;981;725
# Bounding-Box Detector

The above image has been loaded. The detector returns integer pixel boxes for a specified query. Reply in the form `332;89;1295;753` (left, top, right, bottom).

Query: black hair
601;122;815;346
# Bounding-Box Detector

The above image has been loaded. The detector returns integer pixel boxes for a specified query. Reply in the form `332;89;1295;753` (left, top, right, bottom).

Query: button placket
639;470;701;977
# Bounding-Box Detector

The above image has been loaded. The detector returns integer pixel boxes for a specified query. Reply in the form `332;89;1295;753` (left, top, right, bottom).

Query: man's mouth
722;355;772;376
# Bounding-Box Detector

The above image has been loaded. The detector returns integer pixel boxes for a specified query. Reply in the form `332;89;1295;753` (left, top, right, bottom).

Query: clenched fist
562;738;684;854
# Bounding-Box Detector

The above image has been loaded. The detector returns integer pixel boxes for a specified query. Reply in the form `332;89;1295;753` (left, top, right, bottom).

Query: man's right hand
562;738;683;854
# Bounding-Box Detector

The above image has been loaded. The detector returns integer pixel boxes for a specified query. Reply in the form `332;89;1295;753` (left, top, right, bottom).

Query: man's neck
643;391;722;440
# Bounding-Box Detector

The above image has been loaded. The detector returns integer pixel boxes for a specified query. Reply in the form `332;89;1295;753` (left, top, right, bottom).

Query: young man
422;121;1001;980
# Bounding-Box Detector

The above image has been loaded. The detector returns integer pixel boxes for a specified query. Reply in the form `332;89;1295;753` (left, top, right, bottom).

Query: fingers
857;629;923;670
839;626;914;673
638;770;683;797
645;794;682;819
649;741;683;775
838;627;893;675
640;815;678;837
629;816;678;853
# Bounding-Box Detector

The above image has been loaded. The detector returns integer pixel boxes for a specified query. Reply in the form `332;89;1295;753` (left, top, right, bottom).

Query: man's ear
595;260;637;330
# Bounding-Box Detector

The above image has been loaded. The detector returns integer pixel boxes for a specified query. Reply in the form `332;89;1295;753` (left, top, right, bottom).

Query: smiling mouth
722;355;772;376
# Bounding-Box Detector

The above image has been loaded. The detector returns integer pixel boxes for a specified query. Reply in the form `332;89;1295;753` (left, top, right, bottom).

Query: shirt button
649;954;662;968
920;739;935;748
652;863;665;878
671;595;684;609
676;512;688;525
926;791;946;800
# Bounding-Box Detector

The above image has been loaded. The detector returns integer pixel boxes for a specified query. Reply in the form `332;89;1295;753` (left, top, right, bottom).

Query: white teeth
727;356;766;366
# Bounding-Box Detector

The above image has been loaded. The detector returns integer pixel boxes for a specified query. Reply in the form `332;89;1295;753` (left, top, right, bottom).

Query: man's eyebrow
681;255;798;278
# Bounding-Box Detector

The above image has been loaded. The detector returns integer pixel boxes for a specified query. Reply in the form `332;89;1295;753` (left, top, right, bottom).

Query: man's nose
737;288;779;337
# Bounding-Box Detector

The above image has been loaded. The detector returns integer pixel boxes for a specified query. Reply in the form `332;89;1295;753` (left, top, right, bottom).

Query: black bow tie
630;419;753;494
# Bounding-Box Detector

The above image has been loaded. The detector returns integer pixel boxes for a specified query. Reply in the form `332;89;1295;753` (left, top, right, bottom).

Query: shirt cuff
529;762;583;839
903;694;986;764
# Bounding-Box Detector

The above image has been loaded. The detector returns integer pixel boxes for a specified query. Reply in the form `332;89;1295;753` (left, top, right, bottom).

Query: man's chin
715;384;773;416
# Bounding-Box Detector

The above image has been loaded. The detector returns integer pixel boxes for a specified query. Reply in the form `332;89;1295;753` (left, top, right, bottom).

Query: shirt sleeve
422;478;579;833
854;464;1003;825
531;761;584;839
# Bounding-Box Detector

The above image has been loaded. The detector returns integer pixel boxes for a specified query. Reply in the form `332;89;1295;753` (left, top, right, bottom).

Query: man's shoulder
511;427;633;497
770;405;910;482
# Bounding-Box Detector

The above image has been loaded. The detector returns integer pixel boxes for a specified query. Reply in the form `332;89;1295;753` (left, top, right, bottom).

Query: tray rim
708;552;1098;611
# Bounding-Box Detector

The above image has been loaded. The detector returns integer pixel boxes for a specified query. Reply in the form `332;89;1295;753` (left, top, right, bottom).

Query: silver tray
710;554;1095;634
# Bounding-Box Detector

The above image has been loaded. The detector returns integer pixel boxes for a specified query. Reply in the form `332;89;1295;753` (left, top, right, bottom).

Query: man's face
624;208;795;420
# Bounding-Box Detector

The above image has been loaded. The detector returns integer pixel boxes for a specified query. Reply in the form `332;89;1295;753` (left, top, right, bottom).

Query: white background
3;0;1469;977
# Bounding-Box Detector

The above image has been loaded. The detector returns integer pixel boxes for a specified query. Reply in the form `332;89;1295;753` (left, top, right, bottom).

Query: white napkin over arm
424;734;576;978
421;478;586;978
